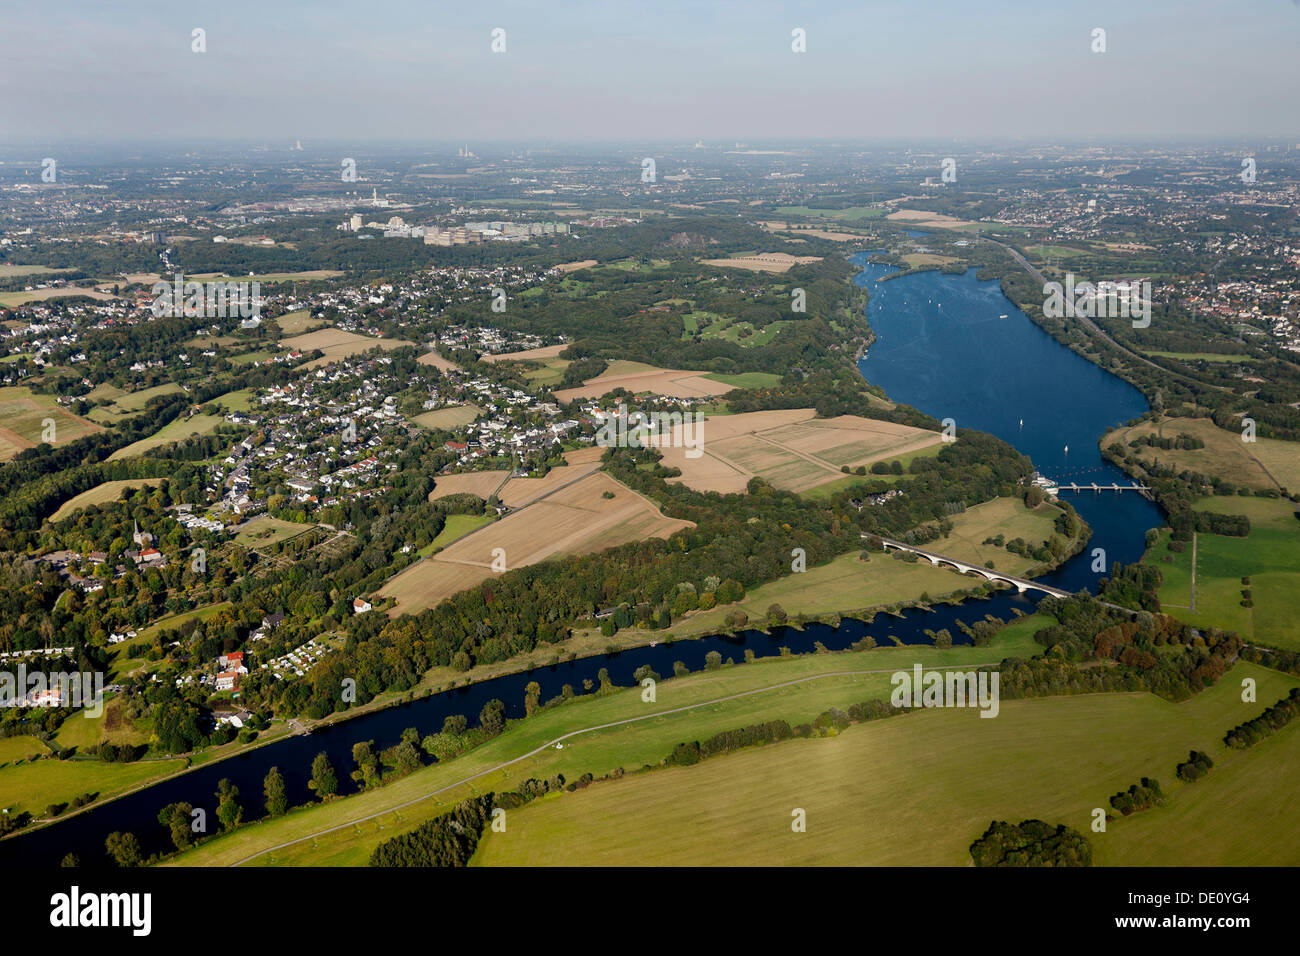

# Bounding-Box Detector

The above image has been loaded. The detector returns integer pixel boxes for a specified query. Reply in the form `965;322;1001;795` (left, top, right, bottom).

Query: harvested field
417;351;462;373
429;471;510;502
384;471;692;615
555;260;598;273
700;252;823;273
554;360;736;402
412;404;481;430
759;222;873;242
481;344;568;363
0;386;103;461
283;328;413;369
654;408;945;494
1104;416;1300;493
497;457;604;508
886;209;980;229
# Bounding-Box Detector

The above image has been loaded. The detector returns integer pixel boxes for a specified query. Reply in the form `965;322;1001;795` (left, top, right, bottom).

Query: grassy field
0;736;51;764
111;602;234;678
50;478;163;521
234;516;316;549
1105;416;1300;493
472;662;1299;866
411;405;481;430
85;382;185;423
0;265;73;277
275;309;320;335
0;753;187;819
1148;496;1300;651
419;513;494;555
211;388;258;413
1143;351;1247;363
931;496;1071;576
163;636;1031;867
665;550;976;640
0;386;103;461
108;413;223;460
702;371;783;389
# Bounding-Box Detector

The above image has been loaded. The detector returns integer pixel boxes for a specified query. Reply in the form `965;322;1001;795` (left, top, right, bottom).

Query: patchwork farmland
384;470;692;615
654;408;945;494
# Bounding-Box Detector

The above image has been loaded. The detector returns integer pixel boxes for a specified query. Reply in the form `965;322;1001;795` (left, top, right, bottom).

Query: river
1;251;1164;866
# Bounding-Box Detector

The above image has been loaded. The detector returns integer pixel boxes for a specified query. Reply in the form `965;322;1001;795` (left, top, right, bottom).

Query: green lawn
1149;497;1300;651
419;513;494;556
472;662;1299;866
0;755;187;819
703;371;783;390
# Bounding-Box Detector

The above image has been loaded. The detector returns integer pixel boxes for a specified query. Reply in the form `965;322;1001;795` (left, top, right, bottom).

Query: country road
227;661;1002;866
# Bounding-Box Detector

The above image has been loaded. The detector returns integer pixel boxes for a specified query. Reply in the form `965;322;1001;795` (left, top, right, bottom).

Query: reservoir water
2;253;1165;866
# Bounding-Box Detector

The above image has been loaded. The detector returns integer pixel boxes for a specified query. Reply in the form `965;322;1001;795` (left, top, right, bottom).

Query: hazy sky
2;0;1297;145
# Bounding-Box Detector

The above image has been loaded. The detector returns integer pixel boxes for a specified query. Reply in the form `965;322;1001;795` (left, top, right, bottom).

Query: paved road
227;661;1003;867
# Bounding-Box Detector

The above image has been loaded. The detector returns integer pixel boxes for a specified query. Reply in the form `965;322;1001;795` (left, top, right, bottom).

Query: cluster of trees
666;719;796;767
1175;749;1214;782
1031;596;1241;700
1224;688;1300;749
969;819;1092;867
367;794;494;867
1108;777;1165;817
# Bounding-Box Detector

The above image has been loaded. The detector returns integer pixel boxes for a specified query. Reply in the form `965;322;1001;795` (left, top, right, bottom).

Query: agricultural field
700;252;824;273
189;270;343;283
0;286;118;308
472;662;1299;867
0;265;74;277
1104;415;1300;492
382;471;693;615
283;328;413;370
885;209;982;230
411;404;482;430
49;478;164;522
553;360;738;402
655;408;945;494
481;344;568;364
416;351;463;373
773;205;886;221
1148;496;1300;651
0;386;103;461
108;413;223;460
429;470;511;502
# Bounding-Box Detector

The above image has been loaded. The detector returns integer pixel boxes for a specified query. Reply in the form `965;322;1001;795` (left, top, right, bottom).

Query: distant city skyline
2;0;1298;145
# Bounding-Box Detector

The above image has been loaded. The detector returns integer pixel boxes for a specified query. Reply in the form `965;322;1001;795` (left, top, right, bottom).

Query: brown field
412;404;482;430
429;471;511;502
384;471;692;615
886;209;981;229
497;454;604;508
554;360;736;402
555;260;598;273
417;351;462;373
901;253;962;268
428;448;606;505
700;252;824;273
283;328;413;369
759;222;873;242
655;408;945;494
0;386;103;461
481;344;568;364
